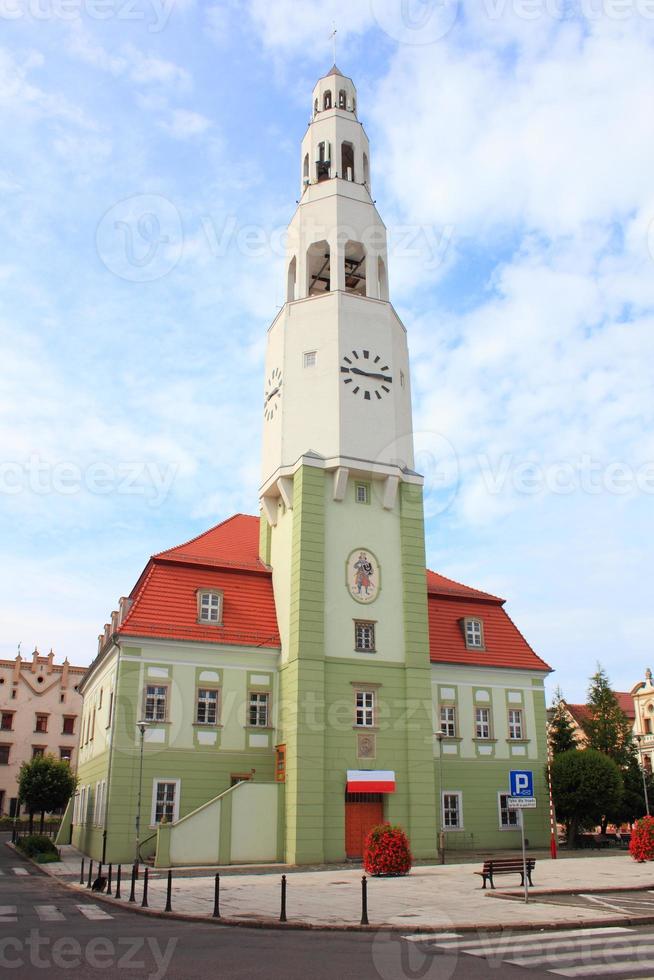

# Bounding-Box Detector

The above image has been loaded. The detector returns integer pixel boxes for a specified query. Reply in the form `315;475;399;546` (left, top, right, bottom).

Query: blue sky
1;0;653;703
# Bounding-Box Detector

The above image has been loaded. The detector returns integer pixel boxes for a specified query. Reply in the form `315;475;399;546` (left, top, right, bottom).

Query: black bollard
280;874;287;923
129;864;137;903
115;865;122;900
141;867;149;908
164;870;172;913
213;873;220;918
87;860;93;888
97;862;103;884
80;859;85;885
360;875;369;926
106;864;112;896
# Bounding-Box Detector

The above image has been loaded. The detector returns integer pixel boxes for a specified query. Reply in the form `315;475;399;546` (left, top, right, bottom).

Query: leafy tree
18;755;77;834
551;748;623;844
549;687;578;756
583;665;635;768
608;758;654;827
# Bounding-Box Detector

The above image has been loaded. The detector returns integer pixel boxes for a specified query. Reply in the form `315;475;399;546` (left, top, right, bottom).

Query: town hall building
66;67;552;867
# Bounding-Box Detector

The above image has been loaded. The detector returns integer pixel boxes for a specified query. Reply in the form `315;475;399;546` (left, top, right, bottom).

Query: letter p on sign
510;770;533;797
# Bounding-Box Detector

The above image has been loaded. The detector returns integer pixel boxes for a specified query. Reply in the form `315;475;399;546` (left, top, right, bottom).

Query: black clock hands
342;367;393;383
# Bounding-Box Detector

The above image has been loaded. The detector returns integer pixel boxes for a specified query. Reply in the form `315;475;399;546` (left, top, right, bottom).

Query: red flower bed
630;815;654;862
363;823;412;877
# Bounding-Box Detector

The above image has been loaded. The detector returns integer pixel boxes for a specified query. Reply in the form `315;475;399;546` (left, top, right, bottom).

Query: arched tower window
307;241;330;295
344;241;366;296
314;98;318;115
287;256;297;302
315;141;331;182
323;90;332;110
377;257;388;300
341;142;354;181
363;153;370;187
338;89;346;109
303;153;309;184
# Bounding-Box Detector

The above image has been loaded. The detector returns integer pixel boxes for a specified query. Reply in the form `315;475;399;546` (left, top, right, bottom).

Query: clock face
264;367;282;421
340;350;392;401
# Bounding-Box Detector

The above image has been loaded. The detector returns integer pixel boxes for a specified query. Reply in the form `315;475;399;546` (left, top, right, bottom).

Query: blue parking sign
509;770;534;797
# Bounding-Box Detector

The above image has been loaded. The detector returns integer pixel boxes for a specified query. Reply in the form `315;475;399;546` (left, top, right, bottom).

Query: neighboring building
0;649;85;816
631;670;654;773
70;67;552;866
561;694;636;747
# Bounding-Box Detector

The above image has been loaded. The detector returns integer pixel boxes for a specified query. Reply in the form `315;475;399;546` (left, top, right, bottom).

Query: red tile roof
427;568;551;673
567;694;635;726
119;515;280;649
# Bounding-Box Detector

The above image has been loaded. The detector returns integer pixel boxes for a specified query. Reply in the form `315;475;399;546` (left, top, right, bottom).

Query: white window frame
475;706;491;740
144;684;168;723
354;621;375;652
196;687;220;725
355;690;375;728
465;618;484;648
498;792;520;829
198;590;223;624
303;350;317;368
442;790;463;830
150;778;181;827
248;692;270;728
440;705;457;738
508;708;524;740
355;482;369;504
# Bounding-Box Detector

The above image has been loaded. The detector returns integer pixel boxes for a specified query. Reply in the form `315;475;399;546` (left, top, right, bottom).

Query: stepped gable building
0;649;85;816
70;67;552;866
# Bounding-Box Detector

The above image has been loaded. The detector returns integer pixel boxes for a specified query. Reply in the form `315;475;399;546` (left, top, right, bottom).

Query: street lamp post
134;721;149;866
635;735;651;817
435;732;445;864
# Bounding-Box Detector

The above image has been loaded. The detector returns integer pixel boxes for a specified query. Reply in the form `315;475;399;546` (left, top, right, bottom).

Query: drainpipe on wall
101;638;121;865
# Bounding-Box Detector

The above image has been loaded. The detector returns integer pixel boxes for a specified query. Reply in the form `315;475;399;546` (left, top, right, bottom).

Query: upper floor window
355;482;370;504
32;746;45;759
60;747;73;764
62;716;75;735
440;705;457;738
144;685;167;723
464;618;484;649
475;707;491;740
354;621;376;652
508;709;524;740
355;690;375;728
198;590;222;624
0;745;9;765
249;692;270;728
0;712;13;732
196;688;219;726
152;780;179;825
35;714;48;734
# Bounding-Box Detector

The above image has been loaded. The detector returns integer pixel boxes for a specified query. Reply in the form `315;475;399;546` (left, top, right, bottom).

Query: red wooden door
345;799;384;858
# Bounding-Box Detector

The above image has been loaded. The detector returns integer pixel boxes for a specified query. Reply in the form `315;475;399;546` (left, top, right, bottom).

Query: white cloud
160;107;212;138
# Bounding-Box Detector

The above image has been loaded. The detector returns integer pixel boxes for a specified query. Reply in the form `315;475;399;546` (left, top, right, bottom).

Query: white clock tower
259;67;437;866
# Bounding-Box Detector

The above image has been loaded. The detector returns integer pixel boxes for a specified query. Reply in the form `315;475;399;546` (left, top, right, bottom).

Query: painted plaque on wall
346;549;380;604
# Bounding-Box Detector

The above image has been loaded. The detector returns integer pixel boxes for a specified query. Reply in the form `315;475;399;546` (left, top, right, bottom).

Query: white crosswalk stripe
403;926;654;977
0;906;17;922
76;904;113;920
35;905;65;922
11;867;29;876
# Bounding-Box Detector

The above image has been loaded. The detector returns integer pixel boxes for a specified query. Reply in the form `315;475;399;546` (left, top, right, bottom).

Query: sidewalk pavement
40;846;654;931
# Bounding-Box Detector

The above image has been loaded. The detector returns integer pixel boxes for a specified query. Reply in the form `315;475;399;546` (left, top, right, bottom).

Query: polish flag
346;770;396;793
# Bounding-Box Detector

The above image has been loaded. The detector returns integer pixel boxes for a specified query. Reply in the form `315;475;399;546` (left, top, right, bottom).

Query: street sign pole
520;810;528;904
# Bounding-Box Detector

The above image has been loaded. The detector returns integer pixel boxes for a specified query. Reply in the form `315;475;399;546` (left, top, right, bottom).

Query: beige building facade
0;649;85;816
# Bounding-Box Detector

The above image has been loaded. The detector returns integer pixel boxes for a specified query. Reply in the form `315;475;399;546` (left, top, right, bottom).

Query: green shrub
35;851;60;864
16;835;58;858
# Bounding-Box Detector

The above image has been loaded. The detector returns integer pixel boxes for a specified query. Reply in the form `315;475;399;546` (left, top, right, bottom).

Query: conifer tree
584;664;635;769
548;686;578;756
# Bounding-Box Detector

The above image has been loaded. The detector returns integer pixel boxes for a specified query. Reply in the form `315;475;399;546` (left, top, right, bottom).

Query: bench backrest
482;858;535;871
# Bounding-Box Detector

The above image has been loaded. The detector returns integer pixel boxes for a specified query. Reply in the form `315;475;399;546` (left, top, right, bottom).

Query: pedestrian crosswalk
0;904;115;923
403;925;654;977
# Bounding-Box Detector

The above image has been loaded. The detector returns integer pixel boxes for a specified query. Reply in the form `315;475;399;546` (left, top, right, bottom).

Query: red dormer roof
426;568;551;673
118;515;280;649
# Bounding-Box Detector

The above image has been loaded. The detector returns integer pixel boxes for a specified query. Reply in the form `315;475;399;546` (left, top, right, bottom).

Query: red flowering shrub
630;815;654;862
363;823;412;877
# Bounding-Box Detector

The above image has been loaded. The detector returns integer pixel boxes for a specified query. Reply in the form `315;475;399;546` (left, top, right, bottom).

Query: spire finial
329;22;337;65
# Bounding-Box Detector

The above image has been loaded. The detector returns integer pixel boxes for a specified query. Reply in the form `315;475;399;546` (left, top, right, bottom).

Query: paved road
1;838;651;979
530;889;654;916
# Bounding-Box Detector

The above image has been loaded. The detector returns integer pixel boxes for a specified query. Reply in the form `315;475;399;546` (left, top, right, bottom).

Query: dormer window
463;618;484;650
198;590;223;624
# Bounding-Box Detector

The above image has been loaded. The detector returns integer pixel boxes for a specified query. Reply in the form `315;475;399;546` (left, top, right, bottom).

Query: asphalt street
1;838;653;979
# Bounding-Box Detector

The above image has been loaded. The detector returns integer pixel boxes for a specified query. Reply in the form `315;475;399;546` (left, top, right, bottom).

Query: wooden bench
475;857;536;890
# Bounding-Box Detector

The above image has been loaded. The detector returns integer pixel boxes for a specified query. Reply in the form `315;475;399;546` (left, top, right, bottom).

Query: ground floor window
498;792;520;829
442;791;463;829
151;779;180;825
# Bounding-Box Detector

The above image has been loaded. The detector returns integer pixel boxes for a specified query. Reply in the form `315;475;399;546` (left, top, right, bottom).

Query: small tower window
303;351;317;368
287;256;297;302
344;241;366;296
303;153;309;184
377;256;388;301
314;97;318;115
341;141;354;181
323;90;332;110
354;621;376;652
307;240;331;295
338;89;347;109
363;152;370;186
316;141;331;182
355;482;370;504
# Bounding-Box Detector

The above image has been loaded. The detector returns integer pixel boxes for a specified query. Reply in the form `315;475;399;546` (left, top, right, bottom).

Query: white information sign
507;796;536;809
